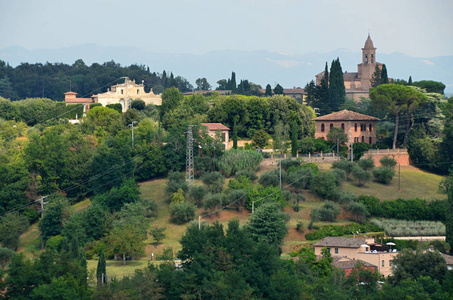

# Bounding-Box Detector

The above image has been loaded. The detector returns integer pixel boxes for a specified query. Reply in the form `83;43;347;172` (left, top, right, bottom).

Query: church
315;35;384;101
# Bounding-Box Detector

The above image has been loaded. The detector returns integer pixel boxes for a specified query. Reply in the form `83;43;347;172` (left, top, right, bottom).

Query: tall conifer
96;249;107;286
381;64;389;84
318;63;331;114
329;58;346;112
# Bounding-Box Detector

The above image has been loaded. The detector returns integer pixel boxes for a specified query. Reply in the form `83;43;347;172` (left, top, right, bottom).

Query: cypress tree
162;70;168;88
408;76;412;85
371;65;382;88
381;64;389;84
329;58;346;112
265;84;272;96
96;249;107;286
274;83;284;95
291;120;298;157
230;72;237;92
304;80;317;108
318;63;331;114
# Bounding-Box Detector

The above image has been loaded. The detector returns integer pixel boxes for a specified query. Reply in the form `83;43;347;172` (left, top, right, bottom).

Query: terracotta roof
313;237;367;248
363;34;375;49
313;110;380;121
64;91;77;95
332;256;376;269
65;98;93;103
440;253;453;265
343;72;360;80
283;88;305;94
201;123;230;131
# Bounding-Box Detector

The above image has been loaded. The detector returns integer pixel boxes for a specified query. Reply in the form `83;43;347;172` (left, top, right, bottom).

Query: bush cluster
305;222;382;240
371;219;445;237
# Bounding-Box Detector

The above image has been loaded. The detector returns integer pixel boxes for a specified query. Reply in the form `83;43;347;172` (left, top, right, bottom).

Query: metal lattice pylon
186;125;194;185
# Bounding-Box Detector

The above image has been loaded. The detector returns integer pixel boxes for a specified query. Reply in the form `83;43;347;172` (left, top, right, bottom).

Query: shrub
296;221;304;233
251;129;270;149
310;172;338;199
0;247;14;269
169;202;196;225
225;189;247;210
380;156;397;168
203;194;223;212
287;168;313;190
346;202;370;223
218;149;263;177
311;201;341;222
332;160;355;179
106;103;123;113
235;170;258;181
45;235;65;251
131;99;145;110
188;185;208;207
166;172;188;200
331;190;356;204
280;159;301;172
351;165;372;187
372;166;395;184
201;172;225;193
260;169;286;187
305;222;382;240
331;168;347;186
358;157;375;171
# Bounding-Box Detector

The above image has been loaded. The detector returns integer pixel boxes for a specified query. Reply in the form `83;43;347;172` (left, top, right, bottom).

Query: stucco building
313;109;380;145
314;237;397;277
64;77;162;113
316;34;384;101
201;123;230;150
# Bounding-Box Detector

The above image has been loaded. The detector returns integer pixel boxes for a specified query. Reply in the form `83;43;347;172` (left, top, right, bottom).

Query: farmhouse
314;237;397;277
313;109;379;145
201;123;230;150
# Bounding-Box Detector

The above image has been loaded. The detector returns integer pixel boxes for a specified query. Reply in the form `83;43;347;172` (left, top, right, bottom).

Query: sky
0;0;452;58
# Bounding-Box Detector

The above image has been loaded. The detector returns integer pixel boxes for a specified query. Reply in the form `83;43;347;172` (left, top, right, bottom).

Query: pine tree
329;58;346;112
304;80;317;108
265;84;272;96
381;64;389;84
96;249;106;286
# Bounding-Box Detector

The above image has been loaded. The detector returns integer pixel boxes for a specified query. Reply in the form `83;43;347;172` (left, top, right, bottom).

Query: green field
19;162;448;279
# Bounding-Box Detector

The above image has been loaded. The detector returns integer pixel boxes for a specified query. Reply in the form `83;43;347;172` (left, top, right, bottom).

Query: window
369;124;372;131
326;248;331;253
369;137;372;144
222;133;226;142
354;123;357;132
365;54;368;63
137;89;139;95
321;123;325;132
121;89;124;94
389;260;393;267
382;260;385;267
361;136;365;143
330;123;334;130
361;123;366;131
341;123;345;130
371;54;374;63
335;248;339;254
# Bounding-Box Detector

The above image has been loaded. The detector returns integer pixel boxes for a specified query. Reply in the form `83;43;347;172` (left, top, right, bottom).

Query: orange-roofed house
201;123;230;150
313;109;379;146
64;91;95;114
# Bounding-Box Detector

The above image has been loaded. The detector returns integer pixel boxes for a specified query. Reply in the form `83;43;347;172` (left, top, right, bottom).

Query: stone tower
357;34;377;91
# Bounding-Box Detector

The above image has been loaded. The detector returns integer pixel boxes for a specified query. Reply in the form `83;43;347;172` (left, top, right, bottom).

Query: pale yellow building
94;77;161;112
201;123;230;150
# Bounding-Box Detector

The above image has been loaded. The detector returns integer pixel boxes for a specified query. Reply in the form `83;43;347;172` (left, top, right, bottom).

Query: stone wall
362;149;411;166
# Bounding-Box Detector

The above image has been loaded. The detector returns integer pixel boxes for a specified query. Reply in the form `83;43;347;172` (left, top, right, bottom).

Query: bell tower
358;34;377;90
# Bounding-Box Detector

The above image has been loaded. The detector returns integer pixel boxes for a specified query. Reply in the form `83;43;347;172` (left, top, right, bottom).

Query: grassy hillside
17;162;447;279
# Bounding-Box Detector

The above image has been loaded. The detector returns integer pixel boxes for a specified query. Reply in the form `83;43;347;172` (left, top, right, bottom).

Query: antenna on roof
69;79;72;91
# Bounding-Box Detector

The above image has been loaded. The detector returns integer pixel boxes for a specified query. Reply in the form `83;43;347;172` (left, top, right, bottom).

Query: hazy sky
1;0;452;58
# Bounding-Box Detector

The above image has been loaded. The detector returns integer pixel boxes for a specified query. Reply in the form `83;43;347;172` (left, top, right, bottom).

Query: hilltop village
0;35;452;299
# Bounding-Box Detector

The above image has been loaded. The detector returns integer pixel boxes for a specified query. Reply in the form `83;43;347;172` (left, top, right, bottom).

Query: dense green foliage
305;222;381;240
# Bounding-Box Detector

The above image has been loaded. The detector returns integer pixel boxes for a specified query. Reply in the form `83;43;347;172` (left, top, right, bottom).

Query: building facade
313;237;397;277
65;77;162;113
313;109;379;146
201;123;230;150
316;35;384;101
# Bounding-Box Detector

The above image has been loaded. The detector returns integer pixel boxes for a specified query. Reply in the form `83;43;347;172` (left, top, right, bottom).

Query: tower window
321;123;325;132
330;123;334;130
371;54;374;63
369;137;372;144
365;54;368;63
121;89;123;95
354;123;357;132
361;136;365;143
137;89;139;94
341;123;345;131
369;124;372;131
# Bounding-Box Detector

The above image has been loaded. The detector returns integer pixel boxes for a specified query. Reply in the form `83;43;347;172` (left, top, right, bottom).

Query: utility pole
398;163;401;191
128;121;138;148
36;195;49;218
186;125;194;186
279;160;282;190
350;132;354;162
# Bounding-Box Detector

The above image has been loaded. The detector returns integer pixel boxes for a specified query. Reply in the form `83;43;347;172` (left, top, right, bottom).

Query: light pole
128;121;138;148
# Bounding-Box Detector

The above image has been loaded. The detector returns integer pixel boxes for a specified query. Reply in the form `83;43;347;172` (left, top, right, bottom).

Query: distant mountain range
1;44;452;95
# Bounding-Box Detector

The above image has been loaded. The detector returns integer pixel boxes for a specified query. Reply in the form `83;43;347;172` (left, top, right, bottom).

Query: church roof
363;34;375;49
313;110;380;121
343;72;360;80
